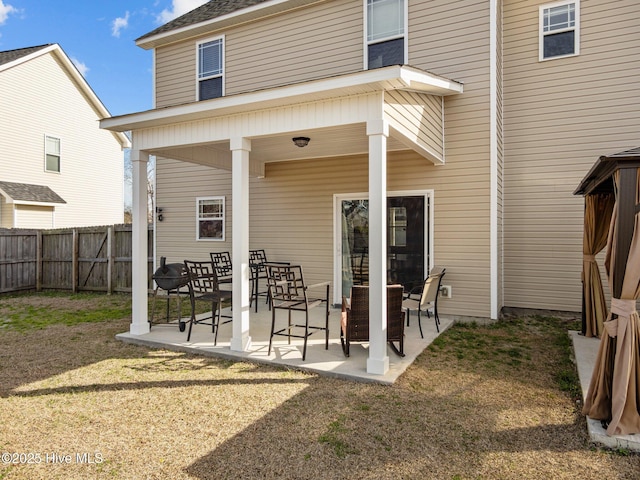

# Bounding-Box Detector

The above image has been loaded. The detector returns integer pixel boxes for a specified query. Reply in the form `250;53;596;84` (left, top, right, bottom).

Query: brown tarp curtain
582;169;640;435
582;193;615;337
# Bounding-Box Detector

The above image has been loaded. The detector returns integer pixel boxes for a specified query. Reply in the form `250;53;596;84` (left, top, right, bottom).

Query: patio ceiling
141;123;411;171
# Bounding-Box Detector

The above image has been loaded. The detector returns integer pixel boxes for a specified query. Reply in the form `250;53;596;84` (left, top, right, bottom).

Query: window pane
367;0;404;42
543;30;575;58
368;38;404;69
46;136;60;155
198;39;222;78
199;199;222;217
199;220;223;239
199;77;222;100
46;154;60;172
544;3;575;32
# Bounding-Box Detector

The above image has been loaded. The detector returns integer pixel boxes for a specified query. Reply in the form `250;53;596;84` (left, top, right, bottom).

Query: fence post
36;231;42;291
72;229;78;293
107;226;113;295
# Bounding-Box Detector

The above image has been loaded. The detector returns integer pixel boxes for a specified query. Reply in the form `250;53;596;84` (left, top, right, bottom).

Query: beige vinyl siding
15;205;54;228
155;41;196;108
1;198;13;228
154;0;362;108
384;91;443;160
410;0;493;317
227;0;362;94
0;52;124;229
503;0;640;311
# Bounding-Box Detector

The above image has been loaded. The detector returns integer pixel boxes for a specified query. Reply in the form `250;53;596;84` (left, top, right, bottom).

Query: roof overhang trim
101;65;463;133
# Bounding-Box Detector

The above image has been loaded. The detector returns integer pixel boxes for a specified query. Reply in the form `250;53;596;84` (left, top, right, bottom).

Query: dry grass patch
0;293;638;479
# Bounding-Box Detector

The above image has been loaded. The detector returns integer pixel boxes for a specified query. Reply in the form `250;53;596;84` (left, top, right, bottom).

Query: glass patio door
339;194;429;298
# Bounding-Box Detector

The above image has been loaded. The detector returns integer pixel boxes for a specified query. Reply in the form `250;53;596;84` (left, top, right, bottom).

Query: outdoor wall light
292;136;310;148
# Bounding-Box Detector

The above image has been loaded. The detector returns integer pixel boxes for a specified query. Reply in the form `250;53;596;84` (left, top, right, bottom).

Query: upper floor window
196;196;225;241
539;1;579;61
366;0;406;69
197;36;224;100
45;135;61;173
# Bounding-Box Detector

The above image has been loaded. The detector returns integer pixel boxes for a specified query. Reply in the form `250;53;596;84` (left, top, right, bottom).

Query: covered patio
101;65;463;376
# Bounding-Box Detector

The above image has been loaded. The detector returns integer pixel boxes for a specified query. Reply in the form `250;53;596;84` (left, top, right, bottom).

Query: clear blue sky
0;0;209;117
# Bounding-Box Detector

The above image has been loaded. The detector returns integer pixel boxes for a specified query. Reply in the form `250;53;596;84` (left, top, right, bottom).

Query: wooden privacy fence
0;225;153;294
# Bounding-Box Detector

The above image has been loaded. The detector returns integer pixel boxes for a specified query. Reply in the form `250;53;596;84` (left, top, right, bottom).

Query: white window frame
195;35;225;101
363;0;408;70
539;0;580;61
44;135;61;173
196;196;225;241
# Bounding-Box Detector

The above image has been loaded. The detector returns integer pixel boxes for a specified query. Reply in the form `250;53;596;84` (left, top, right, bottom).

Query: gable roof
0;44;131;149
136;0;319;49
0;44;52;66
137;0;267;42
0;181;66;205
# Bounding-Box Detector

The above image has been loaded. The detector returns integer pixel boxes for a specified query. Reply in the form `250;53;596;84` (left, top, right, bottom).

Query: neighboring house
0;44;130;229
101;0;640;374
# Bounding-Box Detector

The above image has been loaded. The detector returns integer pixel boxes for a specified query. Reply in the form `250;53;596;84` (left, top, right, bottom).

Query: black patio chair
210;251;233;285
265;264;330;361
184;259;232;344
249;249;289;312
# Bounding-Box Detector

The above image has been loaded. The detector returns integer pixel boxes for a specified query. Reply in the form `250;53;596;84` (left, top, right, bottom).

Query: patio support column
366;119;389;375
130;148;150;335
230;137;252;352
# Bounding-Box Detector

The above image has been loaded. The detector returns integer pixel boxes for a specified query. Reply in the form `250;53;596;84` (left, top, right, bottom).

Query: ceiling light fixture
292;136;310;148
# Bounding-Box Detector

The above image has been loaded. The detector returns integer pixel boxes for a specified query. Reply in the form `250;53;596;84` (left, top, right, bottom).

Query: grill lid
153;257;189;290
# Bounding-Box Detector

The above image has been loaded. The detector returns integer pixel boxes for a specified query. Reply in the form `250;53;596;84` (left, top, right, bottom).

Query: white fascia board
101;66;463;133
0;44;57;72
137;0;324;50
13;200;64;207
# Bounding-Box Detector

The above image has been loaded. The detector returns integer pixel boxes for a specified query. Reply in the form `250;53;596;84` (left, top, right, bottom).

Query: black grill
150;257;190;332
153;257;190;291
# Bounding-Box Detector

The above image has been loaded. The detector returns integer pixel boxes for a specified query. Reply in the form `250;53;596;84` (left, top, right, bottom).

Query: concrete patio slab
117;305;453;385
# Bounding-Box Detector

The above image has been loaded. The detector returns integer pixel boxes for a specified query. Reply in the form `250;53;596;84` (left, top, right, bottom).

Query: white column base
230;334;252;352
367;356;390;375
129;322;150;335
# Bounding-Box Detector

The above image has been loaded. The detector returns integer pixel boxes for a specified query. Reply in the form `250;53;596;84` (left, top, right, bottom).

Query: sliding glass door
337;192;431;300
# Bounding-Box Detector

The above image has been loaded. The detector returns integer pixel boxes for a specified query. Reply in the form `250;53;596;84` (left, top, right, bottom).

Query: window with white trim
539;1;579;60
45;135;61;173
197;196;225;241
197;36;224;100
366;0;406;69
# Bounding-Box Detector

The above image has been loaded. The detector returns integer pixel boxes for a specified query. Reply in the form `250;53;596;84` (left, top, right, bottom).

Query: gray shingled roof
137;0;269;41
0;181;66;204
0;45;52;66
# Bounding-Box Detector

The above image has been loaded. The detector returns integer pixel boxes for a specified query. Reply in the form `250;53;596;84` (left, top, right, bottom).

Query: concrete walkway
570;331;640;452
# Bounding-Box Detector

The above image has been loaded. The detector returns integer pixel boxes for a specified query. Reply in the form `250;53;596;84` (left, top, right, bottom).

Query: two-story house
0;44;130;229
101;0;640;375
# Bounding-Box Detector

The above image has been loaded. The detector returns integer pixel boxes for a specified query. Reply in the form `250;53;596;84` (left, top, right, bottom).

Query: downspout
489;0;500;319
